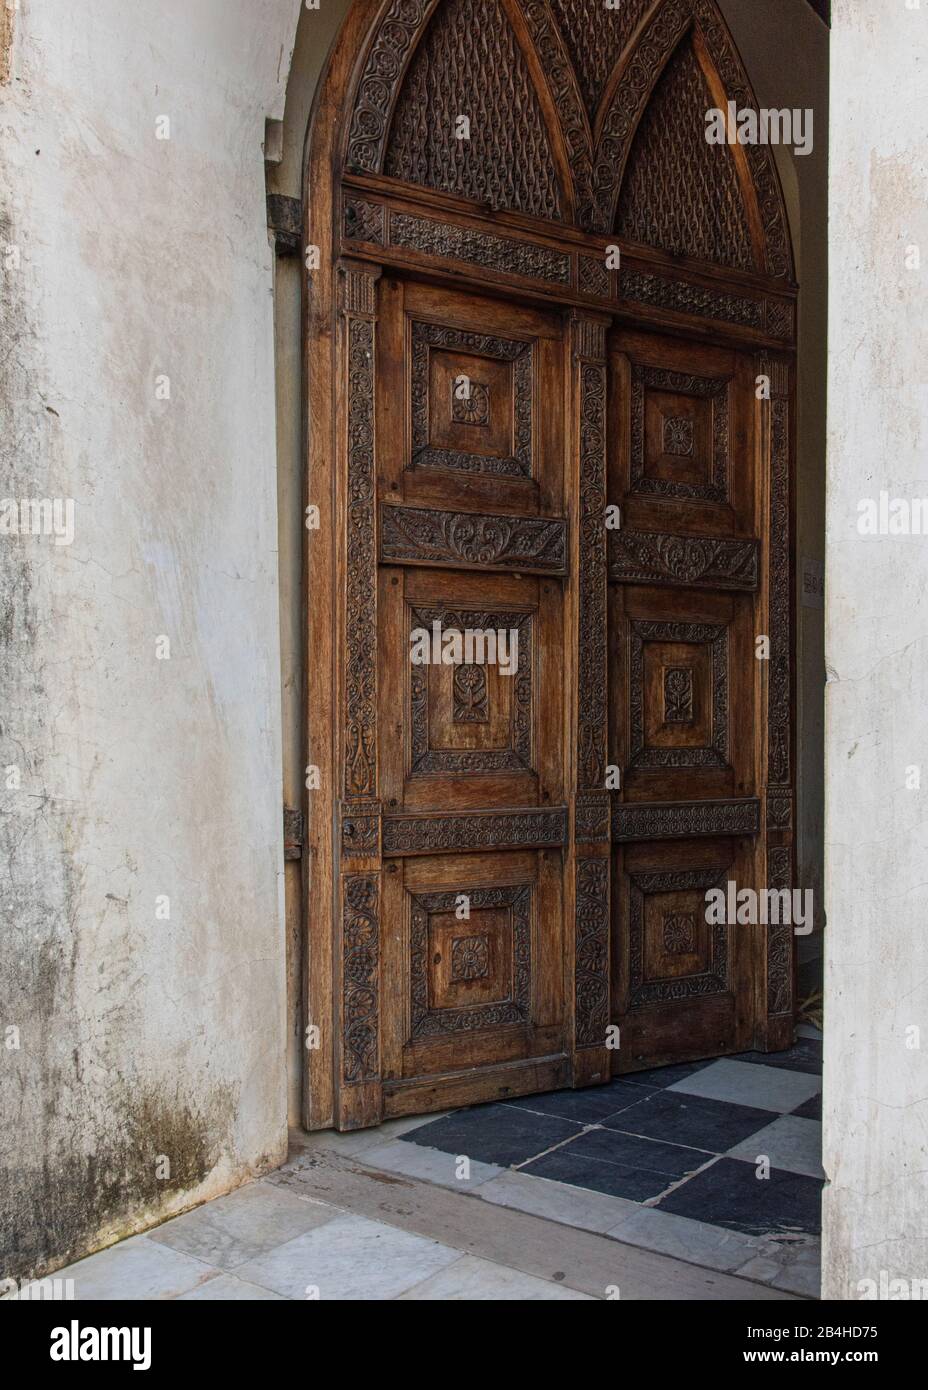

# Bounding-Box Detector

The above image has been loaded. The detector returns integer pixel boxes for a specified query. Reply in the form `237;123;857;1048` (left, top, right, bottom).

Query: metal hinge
283;806;304;861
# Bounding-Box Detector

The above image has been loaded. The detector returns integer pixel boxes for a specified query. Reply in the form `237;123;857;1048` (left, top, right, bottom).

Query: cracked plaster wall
0;0;302;1281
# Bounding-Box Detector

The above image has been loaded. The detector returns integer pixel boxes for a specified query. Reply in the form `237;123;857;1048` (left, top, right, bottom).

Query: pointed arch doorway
303;0;797;1131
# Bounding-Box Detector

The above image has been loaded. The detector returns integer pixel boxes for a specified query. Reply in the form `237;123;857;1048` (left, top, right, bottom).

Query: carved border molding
613;797;760;842
342;266;380;800
621;267;762;332
345;0;437;174
576;790;611;844
518;0;595;226
342;874;380;1085
382;806;569;856
575;320;608;791
591;0;692;232
410;884;532;1037
609;528;759;591
390;209;572;285
628;866;729;1006
766;845;794;1017
764;359;792;788
575;858;610;1048
381;504;568;574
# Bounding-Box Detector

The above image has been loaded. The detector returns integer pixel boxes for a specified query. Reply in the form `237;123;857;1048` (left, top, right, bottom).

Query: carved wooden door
305;0;798;1131
608;330;765;1068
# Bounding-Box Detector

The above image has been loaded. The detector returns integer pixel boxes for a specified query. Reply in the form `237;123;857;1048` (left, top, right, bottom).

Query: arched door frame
302;0;798;1131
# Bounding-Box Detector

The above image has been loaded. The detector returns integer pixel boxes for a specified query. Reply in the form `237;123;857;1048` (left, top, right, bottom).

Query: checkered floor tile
399;1038;824;1292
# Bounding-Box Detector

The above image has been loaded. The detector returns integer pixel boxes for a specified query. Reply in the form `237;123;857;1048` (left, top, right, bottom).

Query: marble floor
23;1032;822;1301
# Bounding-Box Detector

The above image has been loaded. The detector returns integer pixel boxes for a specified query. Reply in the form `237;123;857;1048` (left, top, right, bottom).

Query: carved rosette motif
629;868;728;1006
383;806;568;856
342;875;380;1084
381;504;567;574
575;858;610;1048
411;322;534;475
629;619;728;770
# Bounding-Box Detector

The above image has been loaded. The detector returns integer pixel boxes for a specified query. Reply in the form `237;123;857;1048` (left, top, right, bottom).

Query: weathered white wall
824;0;928;1298
0;0;301;1280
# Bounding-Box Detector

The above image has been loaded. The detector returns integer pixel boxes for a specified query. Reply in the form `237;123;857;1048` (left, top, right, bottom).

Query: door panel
608;329;763;1071
373;278;570;1115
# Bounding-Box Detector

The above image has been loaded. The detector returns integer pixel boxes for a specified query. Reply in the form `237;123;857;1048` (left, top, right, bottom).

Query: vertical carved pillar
759;357;795;1049
337;260;383;1128
571;312;612;1086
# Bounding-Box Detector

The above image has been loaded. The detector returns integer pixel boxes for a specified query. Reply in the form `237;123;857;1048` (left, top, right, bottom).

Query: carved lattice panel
615;34;757;271
547;0;653;121
384;0;563;219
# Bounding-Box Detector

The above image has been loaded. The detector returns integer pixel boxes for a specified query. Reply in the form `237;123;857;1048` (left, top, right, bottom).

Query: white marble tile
669;1059;822;1113
49;1235;217;1300
604;1205;767;1273
359;1139;502;1189
233;1212;461;1300
176;1274;285;1301
285;1113;449;1162
478;1170;640;1234
726;1115;824;1178
398;1254;594;1300
147;1178;336;1269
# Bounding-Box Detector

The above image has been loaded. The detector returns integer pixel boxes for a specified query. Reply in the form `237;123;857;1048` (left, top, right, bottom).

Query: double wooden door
325;269;779;1127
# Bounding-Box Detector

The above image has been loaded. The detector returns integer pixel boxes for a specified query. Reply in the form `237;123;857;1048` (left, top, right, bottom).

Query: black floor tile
791;1092;823;1121
656;1156;823;1237
603;1091;774;1153
616;1060;712;1089
730;1039;823;1077
520;1147;678;1202
563;1125;711;1179
400;1102;583;1167
505;1087;643;1124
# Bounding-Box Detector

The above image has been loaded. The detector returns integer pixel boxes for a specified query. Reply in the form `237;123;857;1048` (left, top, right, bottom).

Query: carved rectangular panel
407;605;535;777
612;797;760;842
628;866;729;1007
630;363;732;504
628;619;729;770
380;504;568;574
410;320;535;477
383;806;568;856
409;883;532;1038
609;529;759;591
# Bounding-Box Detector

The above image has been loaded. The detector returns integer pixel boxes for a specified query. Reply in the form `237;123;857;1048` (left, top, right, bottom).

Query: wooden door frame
302;0;798;1131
